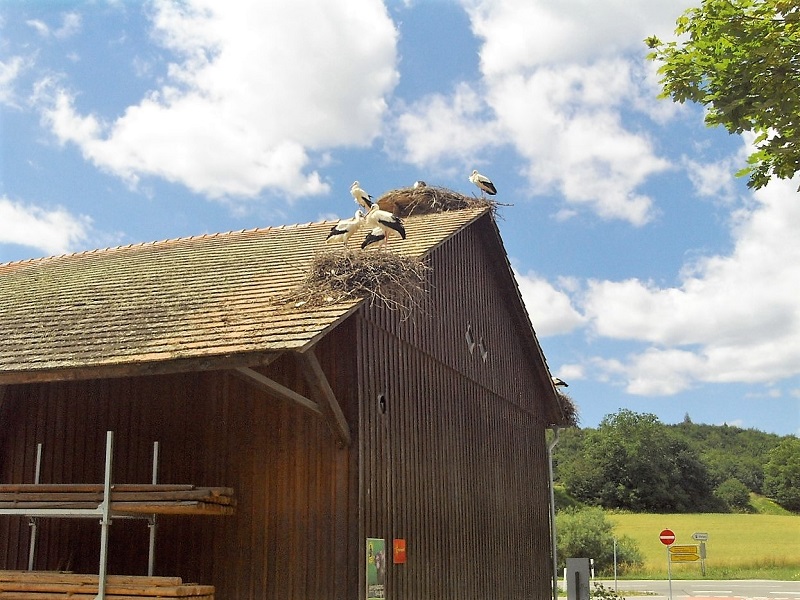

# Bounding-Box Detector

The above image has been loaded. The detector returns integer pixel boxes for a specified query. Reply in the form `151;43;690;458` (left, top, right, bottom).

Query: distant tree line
552;409;799;513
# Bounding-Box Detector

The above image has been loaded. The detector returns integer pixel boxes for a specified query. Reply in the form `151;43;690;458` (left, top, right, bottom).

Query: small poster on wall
366;538;386;599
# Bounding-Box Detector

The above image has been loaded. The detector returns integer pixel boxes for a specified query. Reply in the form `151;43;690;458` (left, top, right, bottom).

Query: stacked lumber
0;571;214;599
0;484;235;516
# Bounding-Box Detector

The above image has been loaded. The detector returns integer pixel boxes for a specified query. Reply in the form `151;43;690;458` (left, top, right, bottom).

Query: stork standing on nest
350;181;373;210
361;226;388;250
326;210;365;245
469;169;497;197
362;203;406;249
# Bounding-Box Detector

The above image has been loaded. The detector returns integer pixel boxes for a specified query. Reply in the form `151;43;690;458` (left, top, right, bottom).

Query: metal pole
97;431;114;600
613;537;617;593
27;443;43;571
667;545;672;600
147;441;159;577
547;427;561;600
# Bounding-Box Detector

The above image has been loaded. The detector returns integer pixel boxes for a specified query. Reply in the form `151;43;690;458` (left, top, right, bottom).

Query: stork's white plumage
365;203;406;246
469;169;497;196
361;226;387;250
413;180;427;189
326;210;364;244
551;377;569;388
350;180;373;210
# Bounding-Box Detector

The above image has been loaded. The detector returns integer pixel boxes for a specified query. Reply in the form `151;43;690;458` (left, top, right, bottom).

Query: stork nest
376;185;500;217
280;248;430;319
555;391;579;428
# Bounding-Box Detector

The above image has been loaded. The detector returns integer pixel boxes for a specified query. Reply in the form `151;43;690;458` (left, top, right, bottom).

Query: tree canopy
763;437;800;510
560;410;720;512
553;410;790;513
646;0;800;189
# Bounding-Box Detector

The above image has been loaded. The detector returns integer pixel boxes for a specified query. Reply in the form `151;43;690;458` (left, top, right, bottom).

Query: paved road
589;579;800;600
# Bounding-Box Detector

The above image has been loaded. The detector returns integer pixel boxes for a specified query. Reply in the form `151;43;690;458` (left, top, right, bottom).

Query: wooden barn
0;191;569;600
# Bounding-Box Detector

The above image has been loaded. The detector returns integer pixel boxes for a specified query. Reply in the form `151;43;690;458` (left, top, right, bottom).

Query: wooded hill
551;410;799;513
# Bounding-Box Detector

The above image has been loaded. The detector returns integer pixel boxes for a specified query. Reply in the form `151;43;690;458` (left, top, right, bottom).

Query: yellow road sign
670;553;700;562
669;544;699;554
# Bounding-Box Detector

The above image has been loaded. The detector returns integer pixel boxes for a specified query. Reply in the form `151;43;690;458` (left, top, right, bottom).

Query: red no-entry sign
660;529;676;545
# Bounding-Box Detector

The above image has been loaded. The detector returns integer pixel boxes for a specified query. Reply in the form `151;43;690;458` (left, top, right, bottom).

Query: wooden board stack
0;484;235;516
0;571;214;599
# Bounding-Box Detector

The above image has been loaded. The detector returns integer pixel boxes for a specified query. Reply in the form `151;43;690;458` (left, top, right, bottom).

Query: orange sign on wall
393;538;407;564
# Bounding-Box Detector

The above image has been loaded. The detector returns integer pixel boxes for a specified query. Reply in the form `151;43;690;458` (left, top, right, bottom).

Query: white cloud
554;363;585;382
391;0;687;225
488;61;669;225
26;12;81;39
391;83;501;169
25;20;50;37
465;0;694;78
682;155;737;199
515;270;586;336
55;12;82;39
0;196;91;256
38;0;399;200
582;176;800;394
0;56;27;106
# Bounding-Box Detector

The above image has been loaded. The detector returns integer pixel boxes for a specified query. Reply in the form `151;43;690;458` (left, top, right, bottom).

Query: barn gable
355;212;560;598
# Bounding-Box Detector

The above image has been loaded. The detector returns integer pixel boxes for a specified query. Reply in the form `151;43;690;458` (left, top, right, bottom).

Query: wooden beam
296;350;351;447
0;352;283;385
232;367;321;416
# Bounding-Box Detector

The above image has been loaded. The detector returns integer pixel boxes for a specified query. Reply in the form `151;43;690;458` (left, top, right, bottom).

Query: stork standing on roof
362;204;406;248
350;181;373;210
361;226;388;250
326;210;365;245
469;169;497;197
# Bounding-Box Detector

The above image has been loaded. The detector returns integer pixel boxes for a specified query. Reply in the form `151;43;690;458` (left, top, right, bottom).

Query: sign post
692;532;709;576
659;529;675;600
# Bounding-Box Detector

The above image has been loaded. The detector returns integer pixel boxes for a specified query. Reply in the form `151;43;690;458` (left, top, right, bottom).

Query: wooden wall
357;215;554;599
0;330;360;600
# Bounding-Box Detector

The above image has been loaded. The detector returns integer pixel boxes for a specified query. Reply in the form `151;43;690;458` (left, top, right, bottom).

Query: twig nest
555;391;579;427
377;186;498;217
280;248;430;320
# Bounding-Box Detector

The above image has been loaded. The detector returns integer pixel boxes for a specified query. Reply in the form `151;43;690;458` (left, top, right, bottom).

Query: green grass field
608;512;800;580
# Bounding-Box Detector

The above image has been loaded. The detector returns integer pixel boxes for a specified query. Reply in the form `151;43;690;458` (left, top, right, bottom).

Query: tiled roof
0;206;488;380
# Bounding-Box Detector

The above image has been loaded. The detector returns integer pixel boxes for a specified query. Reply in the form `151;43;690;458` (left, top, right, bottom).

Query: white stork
469;169;497;197
350;181;373;210
551;377;569;388
326;210;364;244
413;180;427;189
361;226;387;250
364;203;406;247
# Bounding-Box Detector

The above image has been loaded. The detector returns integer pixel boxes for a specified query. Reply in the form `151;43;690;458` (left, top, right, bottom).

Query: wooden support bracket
233;367;322;416
296;350;351;448
231;351;350;448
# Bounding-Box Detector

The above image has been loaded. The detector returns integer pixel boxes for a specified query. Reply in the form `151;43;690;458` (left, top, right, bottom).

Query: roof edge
0;351;284;385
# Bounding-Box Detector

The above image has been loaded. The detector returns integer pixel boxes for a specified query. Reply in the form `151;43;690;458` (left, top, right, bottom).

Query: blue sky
1;0;798;436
